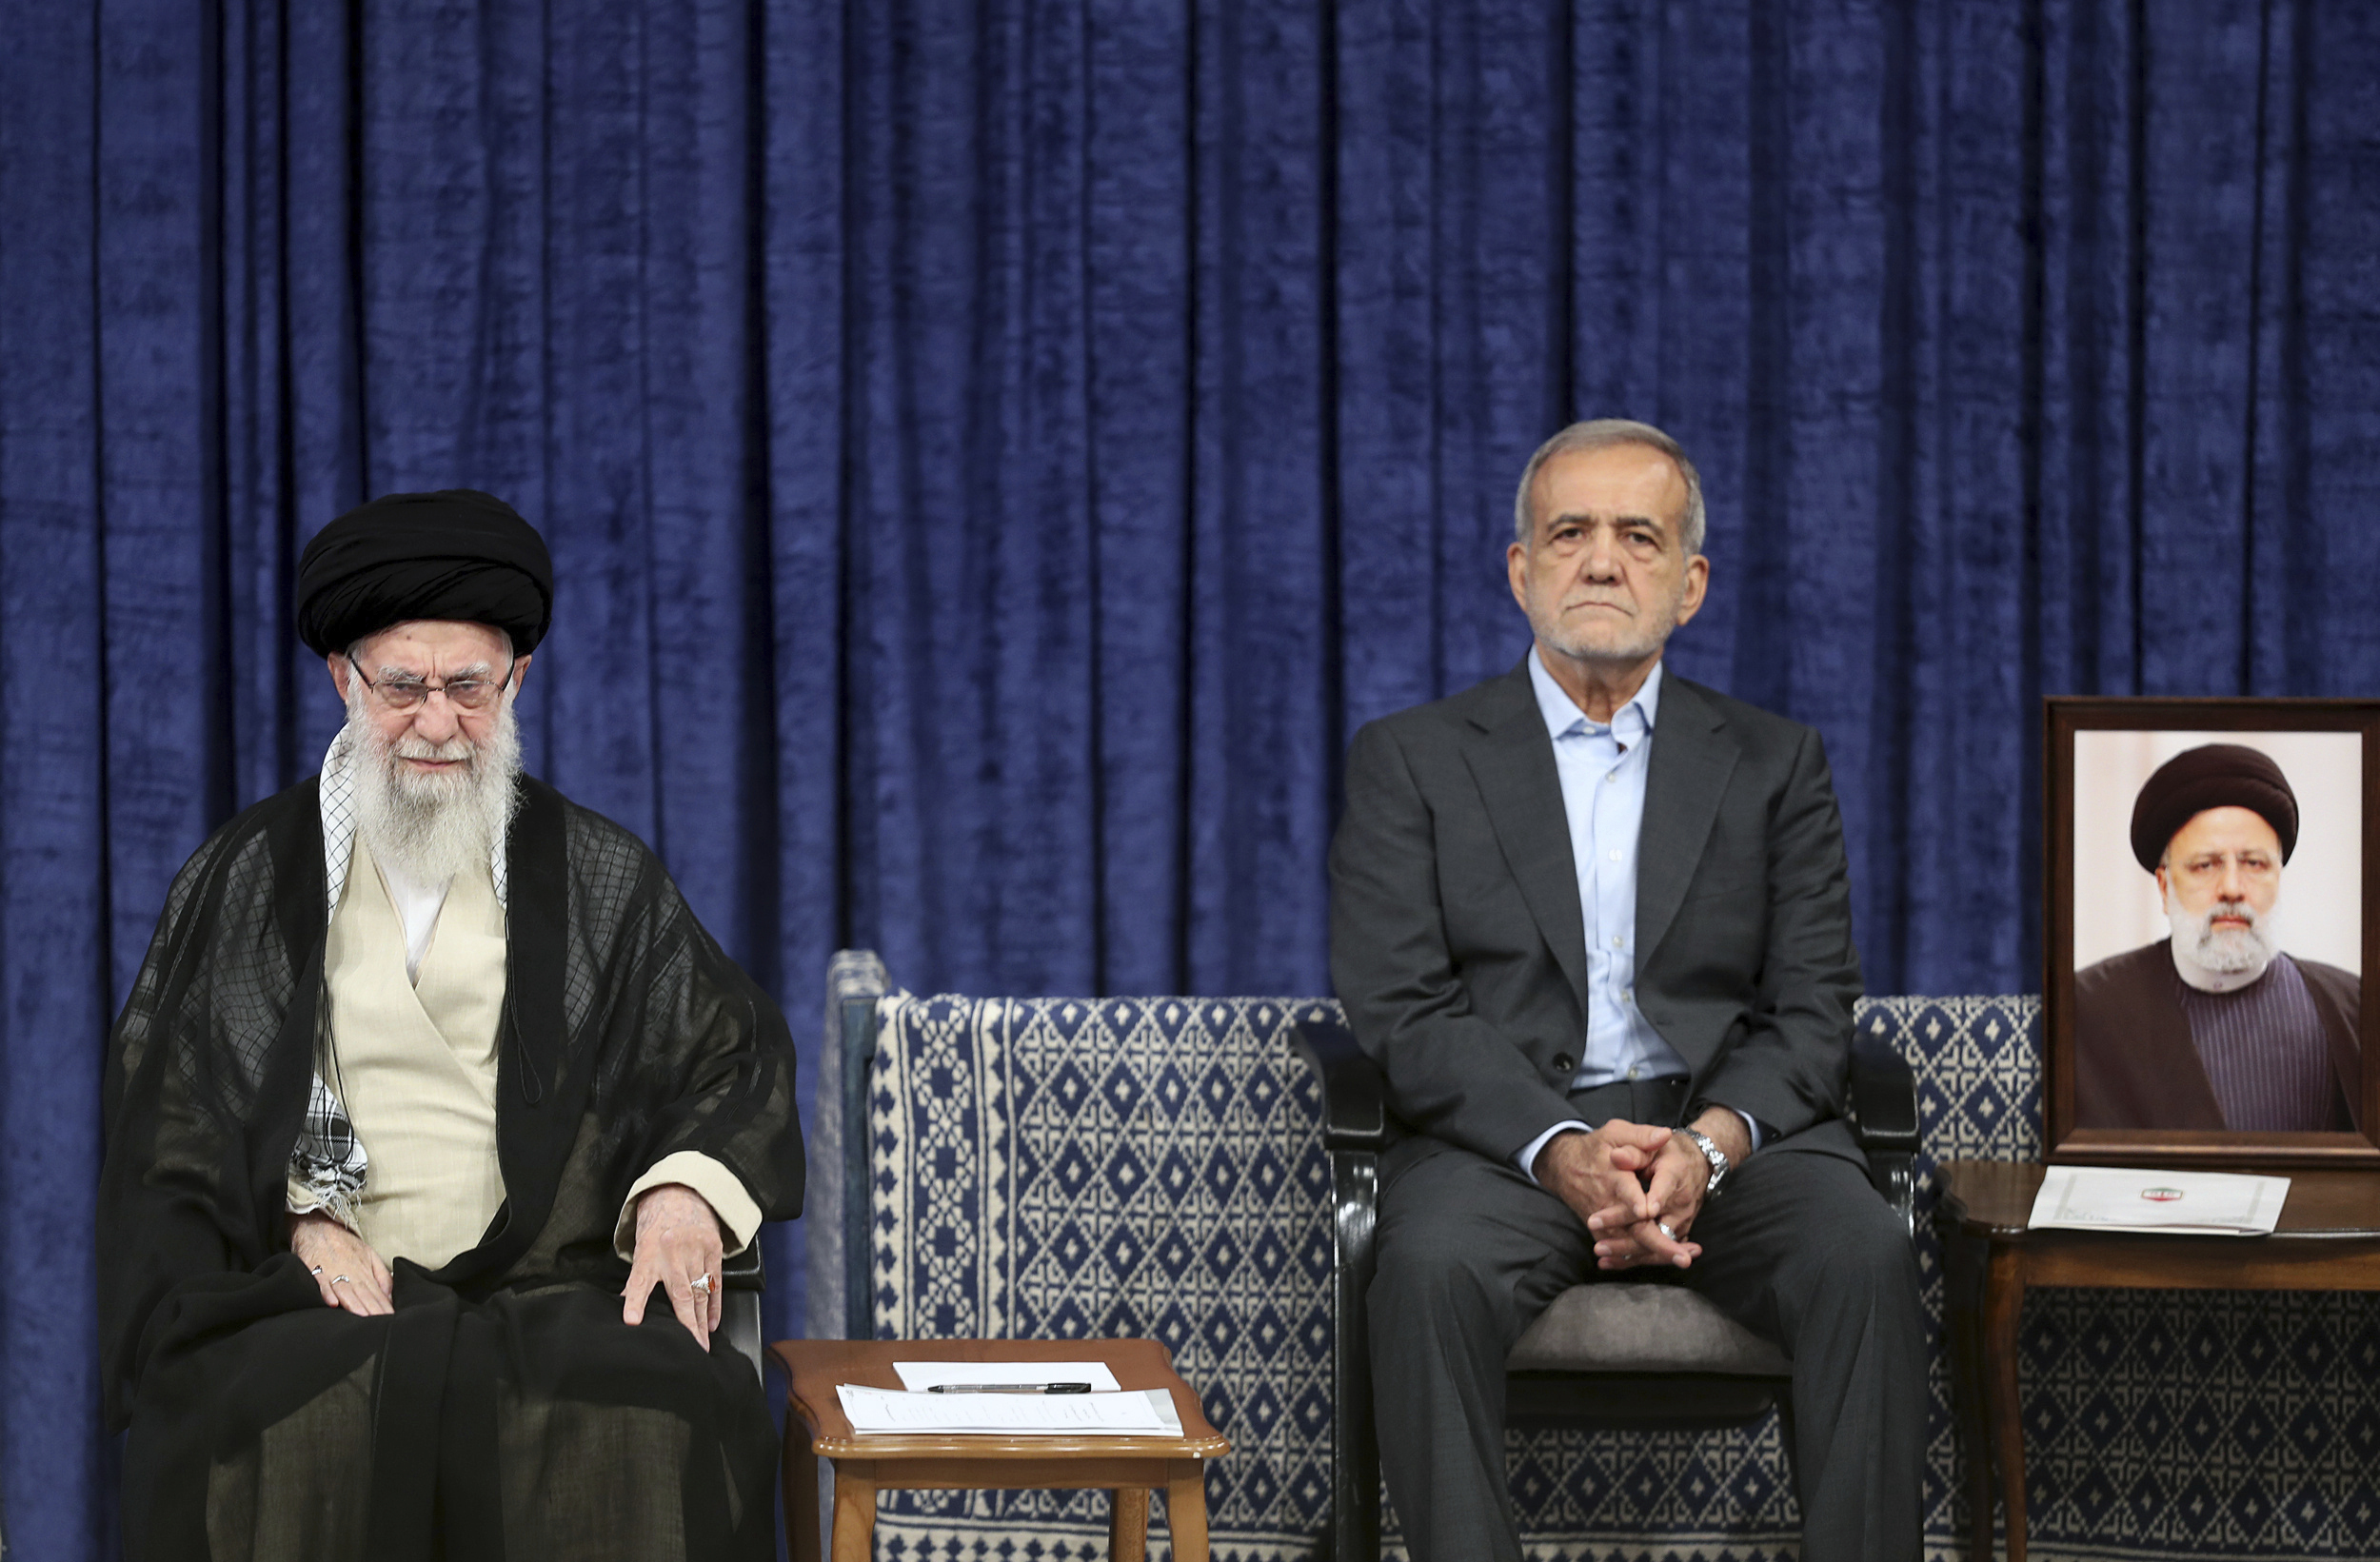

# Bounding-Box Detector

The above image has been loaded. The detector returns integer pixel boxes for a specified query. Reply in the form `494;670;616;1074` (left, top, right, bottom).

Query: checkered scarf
288;728;509;1230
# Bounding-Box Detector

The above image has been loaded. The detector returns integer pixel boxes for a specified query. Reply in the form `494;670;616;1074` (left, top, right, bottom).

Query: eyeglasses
347;653;518;714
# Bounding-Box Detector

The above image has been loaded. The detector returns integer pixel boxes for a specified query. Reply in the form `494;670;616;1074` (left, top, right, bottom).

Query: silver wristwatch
1678;1127;1731;1199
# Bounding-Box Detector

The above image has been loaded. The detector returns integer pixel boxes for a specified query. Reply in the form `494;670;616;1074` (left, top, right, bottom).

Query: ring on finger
1657;1222;1677;1241
689;1273;713;1296
332;1275;352;1285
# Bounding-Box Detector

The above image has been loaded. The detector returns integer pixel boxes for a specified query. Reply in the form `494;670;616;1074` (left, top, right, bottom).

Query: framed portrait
2045;698;2380;1169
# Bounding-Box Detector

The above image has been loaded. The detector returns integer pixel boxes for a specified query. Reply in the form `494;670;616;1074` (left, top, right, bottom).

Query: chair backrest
812;975;1343;1551
1855;994;2044;1169
805;948;889;1345
807;959;2047;1556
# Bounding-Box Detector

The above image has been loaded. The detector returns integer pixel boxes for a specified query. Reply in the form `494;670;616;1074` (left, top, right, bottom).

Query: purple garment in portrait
2173;954;2340;1132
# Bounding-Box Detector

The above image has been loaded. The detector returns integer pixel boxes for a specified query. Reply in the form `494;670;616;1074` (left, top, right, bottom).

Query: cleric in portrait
2073;743;2361;1132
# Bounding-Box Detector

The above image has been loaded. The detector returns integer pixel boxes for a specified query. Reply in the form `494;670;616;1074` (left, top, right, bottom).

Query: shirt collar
1527;646;1662;747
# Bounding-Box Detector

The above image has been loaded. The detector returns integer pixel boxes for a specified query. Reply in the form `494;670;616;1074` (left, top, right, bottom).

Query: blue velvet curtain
5;1;2376;1553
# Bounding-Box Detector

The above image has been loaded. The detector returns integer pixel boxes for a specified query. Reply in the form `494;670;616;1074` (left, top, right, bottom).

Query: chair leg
783;1421;822;1562
1334;1385;1381;1562
1108;1487;1149;1562
1329;1149;1381;1562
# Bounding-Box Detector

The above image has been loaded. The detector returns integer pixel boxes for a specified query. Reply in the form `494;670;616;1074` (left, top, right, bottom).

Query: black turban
2129;742;2299;871
296;490;553;658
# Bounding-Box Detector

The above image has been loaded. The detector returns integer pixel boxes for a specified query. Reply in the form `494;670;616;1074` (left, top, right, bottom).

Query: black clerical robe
2073;939;2361;1132
99;774;803;1561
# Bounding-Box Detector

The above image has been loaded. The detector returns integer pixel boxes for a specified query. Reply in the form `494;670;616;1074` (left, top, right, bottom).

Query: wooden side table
1934;1159;2380;1562
769;1336;1231;1562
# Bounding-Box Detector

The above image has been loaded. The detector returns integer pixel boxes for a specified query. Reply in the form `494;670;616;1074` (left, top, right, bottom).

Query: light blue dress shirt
1514;650;1760;1180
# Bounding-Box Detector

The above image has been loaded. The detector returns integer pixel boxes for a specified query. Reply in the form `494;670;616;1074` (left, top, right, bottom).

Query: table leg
1108;1486;1149;1562
830;1460;878;1562
1985;1244;2029;1562
1938;1217;1994;1562
783;1421;823;1562
1165;1460;1210;1562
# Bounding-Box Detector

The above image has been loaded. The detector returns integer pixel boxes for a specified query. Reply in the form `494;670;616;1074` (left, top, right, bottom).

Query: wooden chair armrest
1848;1032;1921;1239
1291;1016;1391;1153
721;1289;764;1383
719;1242;766;1382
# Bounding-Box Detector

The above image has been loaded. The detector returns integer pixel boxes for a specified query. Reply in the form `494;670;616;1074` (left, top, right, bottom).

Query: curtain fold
6;2;2377;1554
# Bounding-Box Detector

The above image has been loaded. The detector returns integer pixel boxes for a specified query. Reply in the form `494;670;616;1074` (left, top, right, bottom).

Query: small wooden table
1935;1159;2380;1562
770;1337;1231;1562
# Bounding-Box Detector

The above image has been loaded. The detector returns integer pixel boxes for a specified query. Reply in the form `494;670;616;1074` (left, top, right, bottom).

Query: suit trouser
1367;1112;1927;1562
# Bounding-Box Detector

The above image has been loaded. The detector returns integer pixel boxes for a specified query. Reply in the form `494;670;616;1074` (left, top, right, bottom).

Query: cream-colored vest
323;840;509;1269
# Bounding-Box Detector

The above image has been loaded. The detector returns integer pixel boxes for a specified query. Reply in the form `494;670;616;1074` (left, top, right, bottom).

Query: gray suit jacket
1328;658;1864;1164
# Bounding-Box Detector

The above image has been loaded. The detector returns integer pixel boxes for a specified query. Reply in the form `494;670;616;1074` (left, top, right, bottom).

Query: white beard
345;685;521;887
2165;883;2282;993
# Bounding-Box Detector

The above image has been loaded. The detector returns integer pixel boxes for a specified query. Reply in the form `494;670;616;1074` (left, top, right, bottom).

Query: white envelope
2028;1165;2291;1236
837;1383;1178;1436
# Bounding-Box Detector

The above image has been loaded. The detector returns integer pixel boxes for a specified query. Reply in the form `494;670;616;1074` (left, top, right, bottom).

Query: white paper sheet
2028;1165;2291;1236
838;1384;1178;1436
892;1360;1124;1393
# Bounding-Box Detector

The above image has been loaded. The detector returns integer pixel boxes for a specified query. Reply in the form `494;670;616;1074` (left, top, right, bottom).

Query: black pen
925;1382;1094;1394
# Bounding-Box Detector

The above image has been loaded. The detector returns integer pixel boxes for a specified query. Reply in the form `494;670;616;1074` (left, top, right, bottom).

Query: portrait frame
2045;697;2380;1170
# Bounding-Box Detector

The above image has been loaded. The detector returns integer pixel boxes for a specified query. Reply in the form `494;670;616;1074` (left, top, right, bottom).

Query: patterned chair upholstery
806;960;2380;1561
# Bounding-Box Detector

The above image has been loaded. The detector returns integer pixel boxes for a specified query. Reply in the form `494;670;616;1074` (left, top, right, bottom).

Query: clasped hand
1532;1117;1724;1271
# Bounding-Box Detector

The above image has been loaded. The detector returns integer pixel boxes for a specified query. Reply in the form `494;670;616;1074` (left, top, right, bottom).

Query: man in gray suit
1328;420;1925;1560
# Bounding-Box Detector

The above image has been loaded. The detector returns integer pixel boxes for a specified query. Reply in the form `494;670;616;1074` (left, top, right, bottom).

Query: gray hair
1512;419;1707;557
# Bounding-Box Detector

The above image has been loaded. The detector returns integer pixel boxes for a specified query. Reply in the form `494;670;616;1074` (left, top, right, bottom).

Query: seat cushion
1507;1282;1792;1377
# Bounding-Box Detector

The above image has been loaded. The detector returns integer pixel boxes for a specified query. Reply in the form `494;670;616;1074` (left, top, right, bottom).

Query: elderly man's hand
1532;1120;1676;1246
289;1210;394;1315
623;1183;726;1348
1589;1108;1753;1271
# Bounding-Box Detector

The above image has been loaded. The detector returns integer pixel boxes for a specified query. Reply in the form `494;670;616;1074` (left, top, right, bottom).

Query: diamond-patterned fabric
825;987;2380;1561
863;995;1337;1560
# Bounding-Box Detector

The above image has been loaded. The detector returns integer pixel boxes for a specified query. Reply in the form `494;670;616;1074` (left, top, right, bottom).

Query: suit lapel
1460;663;1591;1018
1636;675;1738;967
